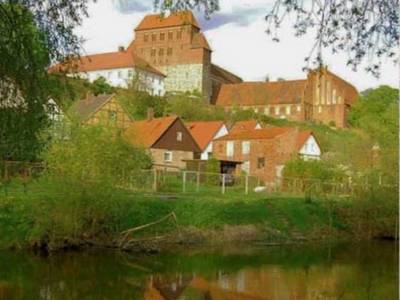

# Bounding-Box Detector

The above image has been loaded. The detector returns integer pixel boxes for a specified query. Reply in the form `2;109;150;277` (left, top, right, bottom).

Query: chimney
147;107;154;120
118;46;125;52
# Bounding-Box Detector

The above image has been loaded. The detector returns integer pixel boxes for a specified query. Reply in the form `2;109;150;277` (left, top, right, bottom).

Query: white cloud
76;0;398;91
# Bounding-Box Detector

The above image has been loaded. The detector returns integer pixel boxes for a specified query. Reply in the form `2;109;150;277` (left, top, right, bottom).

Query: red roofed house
51;11;241;102
229;120;262;134
186;121;228;160
124;115;201;170
213;127;321;183
214;66;358;128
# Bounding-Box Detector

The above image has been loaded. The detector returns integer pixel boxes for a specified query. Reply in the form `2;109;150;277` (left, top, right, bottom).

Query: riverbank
1;179;397;252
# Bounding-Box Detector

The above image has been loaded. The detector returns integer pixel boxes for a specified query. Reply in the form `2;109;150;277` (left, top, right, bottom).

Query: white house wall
299;135;321;159
78;67;165;96
201;125;229;160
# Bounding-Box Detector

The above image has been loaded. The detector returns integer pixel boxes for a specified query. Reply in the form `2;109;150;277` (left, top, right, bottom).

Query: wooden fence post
182;171;186;193
221;174;226;195
245;175;249;195
153;168;157;192
196;171;200;192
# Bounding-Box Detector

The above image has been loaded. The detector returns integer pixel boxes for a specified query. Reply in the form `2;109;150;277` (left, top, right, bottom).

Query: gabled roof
229;120;260;134
135;11;200;31
211;64;243;84
186;121;225;151
124;115;178;148
69;93;116;122
215;127;292;141
50;51;165;77
215;80;307;107
191;32;212;51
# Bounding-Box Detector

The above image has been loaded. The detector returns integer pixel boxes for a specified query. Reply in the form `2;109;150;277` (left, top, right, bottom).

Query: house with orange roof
229;120;262;134
214;66;358;128
68;93;133;129
124;114;201;170
186;120;228;160
213;127;321;183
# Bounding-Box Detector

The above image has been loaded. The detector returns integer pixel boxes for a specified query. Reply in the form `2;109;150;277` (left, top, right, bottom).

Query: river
0;241;398;299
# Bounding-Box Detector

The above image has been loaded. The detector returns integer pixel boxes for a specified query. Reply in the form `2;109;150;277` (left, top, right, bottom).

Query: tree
0;1;92;160
155;0;398;77
90;77;115;96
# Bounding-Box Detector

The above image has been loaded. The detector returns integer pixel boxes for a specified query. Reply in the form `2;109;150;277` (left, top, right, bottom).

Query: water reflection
0;242;398;299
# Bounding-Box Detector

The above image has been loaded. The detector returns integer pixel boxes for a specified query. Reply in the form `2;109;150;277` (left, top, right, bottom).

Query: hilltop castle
55;11;358;128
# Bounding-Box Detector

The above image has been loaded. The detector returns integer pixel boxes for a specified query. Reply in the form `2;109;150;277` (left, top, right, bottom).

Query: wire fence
0;161;398;198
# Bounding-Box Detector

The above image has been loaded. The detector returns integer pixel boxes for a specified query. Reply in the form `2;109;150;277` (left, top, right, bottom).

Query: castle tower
128;11;212;101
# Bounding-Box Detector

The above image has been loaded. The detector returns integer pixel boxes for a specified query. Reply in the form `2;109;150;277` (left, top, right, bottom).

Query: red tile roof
135;11;200;31
186;121;225;151
229;120;260;134
215;80;307;107
124;115;178;147
192;32;212;51
50;51;165;77
215;127;292;141
211;64;243;84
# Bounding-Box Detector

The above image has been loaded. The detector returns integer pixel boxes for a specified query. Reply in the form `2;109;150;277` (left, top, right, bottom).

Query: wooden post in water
222;174;226;195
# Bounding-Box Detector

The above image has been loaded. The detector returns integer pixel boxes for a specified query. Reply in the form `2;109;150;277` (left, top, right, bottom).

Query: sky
75;0;398;91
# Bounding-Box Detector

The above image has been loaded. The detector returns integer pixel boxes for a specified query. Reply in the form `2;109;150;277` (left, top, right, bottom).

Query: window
108;111;117;122
264;107;269;115
318;106;322;113
159;48;164;56
254;107;258;113
242;141;250;155
177;30;182;39
226;141;234;157
276;106;281;115
160;32;165;41
167;47;173;56
164;151;172;162
168;31;173;40
151;33;157;42
107;72;112;78
144;34;149;42
297;105;301;112
286;105;291;115
151;48;156;57
128;70;133;78
257;157;265;169
118;71;122;78
177;131;182;141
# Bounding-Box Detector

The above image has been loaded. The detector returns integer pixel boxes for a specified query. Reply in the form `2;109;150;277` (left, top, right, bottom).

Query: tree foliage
265;0;399;76
0;1;92;160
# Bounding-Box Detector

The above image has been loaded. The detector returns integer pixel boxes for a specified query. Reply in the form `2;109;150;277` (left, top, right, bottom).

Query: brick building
128;11;242;101
124;115;201;170
214;66;358;128
213;127;321;183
